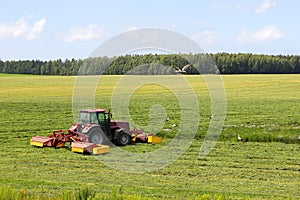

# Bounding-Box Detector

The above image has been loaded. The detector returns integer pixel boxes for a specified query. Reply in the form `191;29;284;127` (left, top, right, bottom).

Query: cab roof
80;109;106;113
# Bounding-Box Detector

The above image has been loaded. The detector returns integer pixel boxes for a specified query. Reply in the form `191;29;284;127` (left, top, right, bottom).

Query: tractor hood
110;120;130;131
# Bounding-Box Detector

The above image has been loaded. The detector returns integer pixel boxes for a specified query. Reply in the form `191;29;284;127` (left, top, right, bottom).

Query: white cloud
254;25;284;40
63;24;105;42
124;26;139;32
0;17;46;40
26;18;46;40
236;25;285;43
191;31;217;46
170;24;176;30
255;0;276;13
212;0;277;14
212;0;250;13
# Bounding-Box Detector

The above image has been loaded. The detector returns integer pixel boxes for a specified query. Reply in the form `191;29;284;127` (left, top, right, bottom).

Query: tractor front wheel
116;132;131;146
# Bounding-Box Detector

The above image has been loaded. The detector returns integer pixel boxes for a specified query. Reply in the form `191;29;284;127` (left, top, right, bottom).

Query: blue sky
0;0;299;60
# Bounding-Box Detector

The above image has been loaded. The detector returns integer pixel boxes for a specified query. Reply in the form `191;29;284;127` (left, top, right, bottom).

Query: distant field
0;74;299;199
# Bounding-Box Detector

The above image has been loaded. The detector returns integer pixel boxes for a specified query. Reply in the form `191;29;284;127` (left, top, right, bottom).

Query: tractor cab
79;109;109;126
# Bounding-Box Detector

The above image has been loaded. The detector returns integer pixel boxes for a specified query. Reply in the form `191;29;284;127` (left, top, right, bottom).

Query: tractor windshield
90;113;99;124
79;111;105;125
79;112;90;124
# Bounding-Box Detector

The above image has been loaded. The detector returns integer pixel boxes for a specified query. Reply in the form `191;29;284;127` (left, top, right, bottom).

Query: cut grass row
0;74;299;199
1;74;299;142
0;186;233;200
1;136;299;199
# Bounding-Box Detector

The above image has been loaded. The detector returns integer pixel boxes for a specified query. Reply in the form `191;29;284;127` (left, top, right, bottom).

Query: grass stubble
0;74;299;199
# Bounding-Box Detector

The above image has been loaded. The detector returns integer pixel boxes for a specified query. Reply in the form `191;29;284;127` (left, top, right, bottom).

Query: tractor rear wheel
88;127;106;144
116;132;131;146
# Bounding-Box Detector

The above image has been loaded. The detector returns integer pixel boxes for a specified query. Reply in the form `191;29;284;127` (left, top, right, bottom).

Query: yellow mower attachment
131;128;162;144
147;136;162;144
30;136;55;147
93;145;110;155
71;142;110;155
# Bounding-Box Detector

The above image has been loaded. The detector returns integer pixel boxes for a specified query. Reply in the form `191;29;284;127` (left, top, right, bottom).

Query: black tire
88;127;106;144
116;132;131;146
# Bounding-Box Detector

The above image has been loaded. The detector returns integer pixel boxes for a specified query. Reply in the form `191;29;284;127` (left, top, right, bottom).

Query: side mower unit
30;128;162;155
30;130;110;155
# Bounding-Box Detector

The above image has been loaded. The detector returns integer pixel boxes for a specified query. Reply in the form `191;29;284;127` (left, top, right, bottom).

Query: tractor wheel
88;127;106;144
116;132;131;146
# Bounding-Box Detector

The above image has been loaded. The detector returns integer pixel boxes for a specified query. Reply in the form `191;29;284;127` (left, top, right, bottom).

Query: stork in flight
174;64;190;74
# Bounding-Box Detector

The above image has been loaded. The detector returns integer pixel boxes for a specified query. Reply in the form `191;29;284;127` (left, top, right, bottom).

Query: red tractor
30;109;162;154
70;109;132;146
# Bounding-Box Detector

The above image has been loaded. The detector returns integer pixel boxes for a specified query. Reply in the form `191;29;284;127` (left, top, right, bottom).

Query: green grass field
0;74;299;199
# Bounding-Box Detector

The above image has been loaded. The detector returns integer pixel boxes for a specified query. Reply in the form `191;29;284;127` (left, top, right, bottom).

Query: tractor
70;109;132;146
30;108;162;154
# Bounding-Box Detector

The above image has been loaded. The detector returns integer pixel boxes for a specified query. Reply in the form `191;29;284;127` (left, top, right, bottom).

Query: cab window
90;113;99;124
98;112;106;124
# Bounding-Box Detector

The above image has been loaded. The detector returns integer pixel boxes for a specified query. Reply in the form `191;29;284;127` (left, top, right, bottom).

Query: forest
0;53;300;75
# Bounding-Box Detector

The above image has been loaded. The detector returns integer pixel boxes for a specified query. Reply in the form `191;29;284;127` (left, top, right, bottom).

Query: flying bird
174;64;190;74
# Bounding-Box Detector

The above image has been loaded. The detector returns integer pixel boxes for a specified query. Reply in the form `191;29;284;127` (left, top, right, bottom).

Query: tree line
0;53;299;75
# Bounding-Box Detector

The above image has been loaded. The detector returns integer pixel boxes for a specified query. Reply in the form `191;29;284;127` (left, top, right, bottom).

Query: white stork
174;64;190;74
238;134;243;142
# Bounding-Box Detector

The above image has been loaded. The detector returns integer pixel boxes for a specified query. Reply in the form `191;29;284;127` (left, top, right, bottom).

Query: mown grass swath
0;74;299;199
